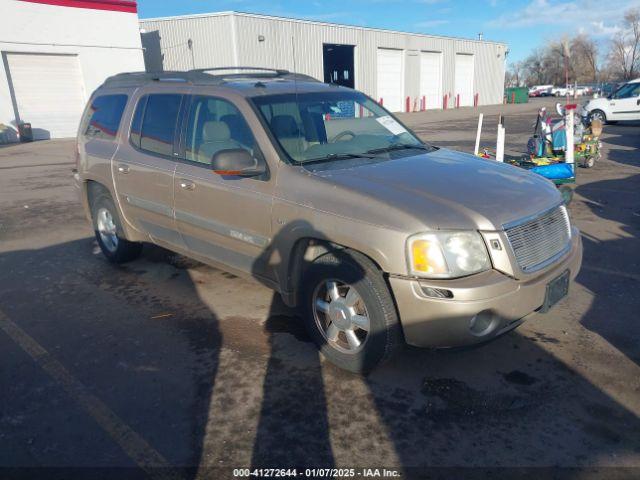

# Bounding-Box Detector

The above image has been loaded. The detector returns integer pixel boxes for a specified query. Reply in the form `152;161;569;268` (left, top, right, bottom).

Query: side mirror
211;149;266;177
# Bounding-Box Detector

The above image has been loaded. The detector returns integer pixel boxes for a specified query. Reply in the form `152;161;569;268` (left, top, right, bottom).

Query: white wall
140;12;507;112
0;0;144;141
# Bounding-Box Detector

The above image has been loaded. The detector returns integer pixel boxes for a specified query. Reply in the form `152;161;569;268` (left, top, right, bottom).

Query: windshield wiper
302;152;378;164
366;143;432;155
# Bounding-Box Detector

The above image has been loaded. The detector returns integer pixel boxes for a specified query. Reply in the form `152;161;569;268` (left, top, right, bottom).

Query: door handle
117;164;130;174
179;179;195;191
636;99;640;105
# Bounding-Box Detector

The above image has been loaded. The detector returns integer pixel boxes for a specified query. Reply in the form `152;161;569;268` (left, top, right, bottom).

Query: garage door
6;53;87;139
420;51;443;110
377;48;404;112
454;53;474;107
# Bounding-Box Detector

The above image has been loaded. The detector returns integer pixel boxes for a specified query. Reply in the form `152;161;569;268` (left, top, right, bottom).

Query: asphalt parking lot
1;97;639;479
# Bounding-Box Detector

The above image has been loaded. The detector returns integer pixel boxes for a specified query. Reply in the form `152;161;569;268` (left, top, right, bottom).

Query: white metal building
0;0;144;142
140;11;507;113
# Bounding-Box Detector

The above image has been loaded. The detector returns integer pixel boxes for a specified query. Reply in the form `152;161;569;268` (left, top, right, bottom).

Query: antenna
291;34;302;153
290;35;299;94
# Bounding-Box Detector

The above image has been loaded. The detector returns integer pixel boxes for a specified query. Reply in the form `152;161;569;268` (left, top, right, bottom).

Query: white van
529;85;553;97
585;78;640;123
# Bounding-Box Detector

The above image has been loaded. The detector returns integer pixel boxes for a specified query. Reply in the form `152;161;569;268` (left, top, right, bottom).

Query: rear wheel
582;155;596;168
301;250;402;374
91;192;142;263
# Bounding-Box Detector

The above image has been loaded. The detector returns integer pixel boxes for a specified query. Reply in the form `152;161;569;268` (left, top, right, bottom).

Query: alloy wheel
96;207;118;253
312;280;370;354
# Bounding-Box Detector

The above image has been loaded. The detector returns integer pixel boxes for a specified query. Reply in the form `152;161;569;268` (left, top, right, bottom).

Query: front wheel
301;250;402;374
559;186;574;205
91;192;142;263
590;109;607;124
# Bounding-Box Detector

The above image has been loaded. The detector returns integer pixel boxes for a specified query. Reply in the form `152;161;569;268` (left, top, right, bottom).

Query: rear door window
82;94;127;140
136;94;183;157
129;95;146;148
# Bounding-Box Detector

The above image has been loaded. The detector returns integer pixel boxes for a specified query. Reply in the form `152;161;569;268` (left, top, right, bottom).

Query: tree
522;48;546;85
571;35;599;82
507;61;523;86
608;8;640;80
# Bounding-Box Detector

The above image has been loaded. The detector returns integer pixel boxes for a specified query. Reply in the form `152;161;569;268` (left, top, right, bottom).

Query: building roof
139;10;507;47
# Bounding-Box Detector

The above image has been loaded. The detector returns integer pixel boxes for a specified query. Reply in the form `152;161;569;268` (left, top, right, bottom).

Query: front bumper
390;232;582;348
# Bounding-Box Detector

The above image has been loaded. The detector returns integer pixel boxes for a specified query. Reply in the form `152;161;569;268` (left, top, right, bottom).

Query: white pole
496;115;505;163
474;113;484;156
565;105;575;168
496;126;505;162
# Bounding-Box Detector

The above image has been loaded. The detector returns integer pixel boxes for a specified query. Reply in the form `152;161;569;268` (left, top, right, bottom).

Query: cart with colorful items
476;103;602;205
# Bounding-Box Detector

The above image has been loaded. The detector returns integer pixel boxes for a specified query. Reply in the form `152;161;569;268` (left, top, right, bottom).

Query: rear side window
83;94;127;140
133;94;182;157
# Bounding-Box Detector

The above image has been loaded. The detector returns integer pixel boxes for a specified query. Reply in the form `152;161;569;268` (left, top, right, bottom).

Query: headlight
407;231;491;278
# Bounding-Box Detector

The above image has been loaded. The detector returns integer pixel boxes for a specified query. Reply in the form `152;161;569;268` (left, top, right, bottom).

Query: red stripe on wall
20;0;137;13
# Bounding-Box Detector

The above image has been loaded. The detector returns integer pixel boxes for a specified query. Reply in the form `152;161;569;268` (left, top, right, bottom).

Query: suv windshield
251;90;429;163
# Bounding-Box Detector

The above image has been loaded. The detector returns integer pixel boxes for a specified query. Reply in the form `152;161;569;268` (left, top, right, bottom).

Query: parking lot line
0;308;182;480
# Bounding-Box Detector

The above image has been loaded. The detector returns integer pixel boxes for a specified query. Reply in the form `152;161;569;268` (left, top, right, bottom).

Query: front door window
184;96;257;165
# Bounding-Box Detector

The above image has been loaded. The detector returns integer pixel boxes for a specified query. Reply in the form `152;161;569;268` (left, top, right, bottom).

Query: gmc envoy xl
74;68;582;372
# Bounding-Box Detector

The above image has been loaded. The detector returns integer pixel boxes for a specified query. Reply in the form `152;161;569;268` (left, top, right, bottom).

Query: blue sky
138;0;640;64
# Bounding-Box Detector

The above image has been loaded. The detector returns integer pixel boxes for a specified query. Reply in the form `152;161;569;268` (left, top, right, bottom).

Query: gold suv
74;68;582;373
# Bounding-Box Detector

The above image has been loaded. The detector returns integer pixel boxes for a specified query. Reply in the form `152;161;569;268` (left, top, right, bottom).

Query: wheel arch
83;179;142;242
282;236;386;308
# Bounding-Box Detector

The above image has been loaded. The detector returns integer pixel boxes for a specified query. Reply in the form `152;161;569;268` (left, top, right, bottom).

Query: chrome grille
504;205;571;273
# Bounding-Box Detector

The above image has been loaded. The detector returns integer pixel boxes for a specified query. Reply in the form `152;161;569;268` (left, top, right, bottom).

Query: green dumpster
504;87;529;104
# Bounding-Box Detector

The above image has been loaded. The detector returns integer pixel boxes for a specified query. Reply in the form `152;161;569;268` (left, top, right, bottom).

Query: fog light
420;286;454;299
469;311;497;336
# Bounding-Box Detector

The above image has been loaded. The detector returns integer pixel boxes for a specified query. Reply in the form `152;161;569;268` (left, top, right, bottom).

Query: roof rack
192;66;291;76
102;66;318;88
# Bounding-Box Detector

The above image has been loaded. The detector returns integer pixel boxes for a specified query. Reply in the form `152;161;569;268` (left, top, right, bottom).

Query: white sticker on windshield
376;115;408;136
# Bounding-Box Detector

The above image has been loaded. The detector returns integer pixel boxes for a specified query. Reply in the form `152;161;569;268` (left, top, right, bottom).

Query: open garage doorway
323;44;355;88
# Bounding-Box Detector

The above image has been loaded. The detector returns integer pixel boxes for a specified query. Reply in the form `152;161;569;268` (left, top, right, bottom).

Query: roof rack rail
191;66;291;76
101;66;319;88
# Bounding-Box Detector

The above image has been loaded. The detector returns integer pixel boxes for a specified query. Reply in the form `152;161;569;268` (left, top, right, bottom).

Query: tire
590;110;607;124
91;191;142;263
582;156;595;168
559;186;574;205
301;249;402;374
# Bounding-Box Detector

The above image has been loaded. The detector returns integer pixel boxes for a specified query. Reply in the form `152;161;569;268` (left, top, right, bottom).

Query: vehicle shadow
0;238;222;478
575;173;640;367
4;230;640;476
249;221;346;469
246;221;640;474
598;123;640;167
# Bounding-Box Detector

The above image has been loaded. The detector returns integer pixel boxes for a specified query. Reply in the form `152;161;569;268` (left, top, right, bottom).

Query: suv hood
311;148;562;231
